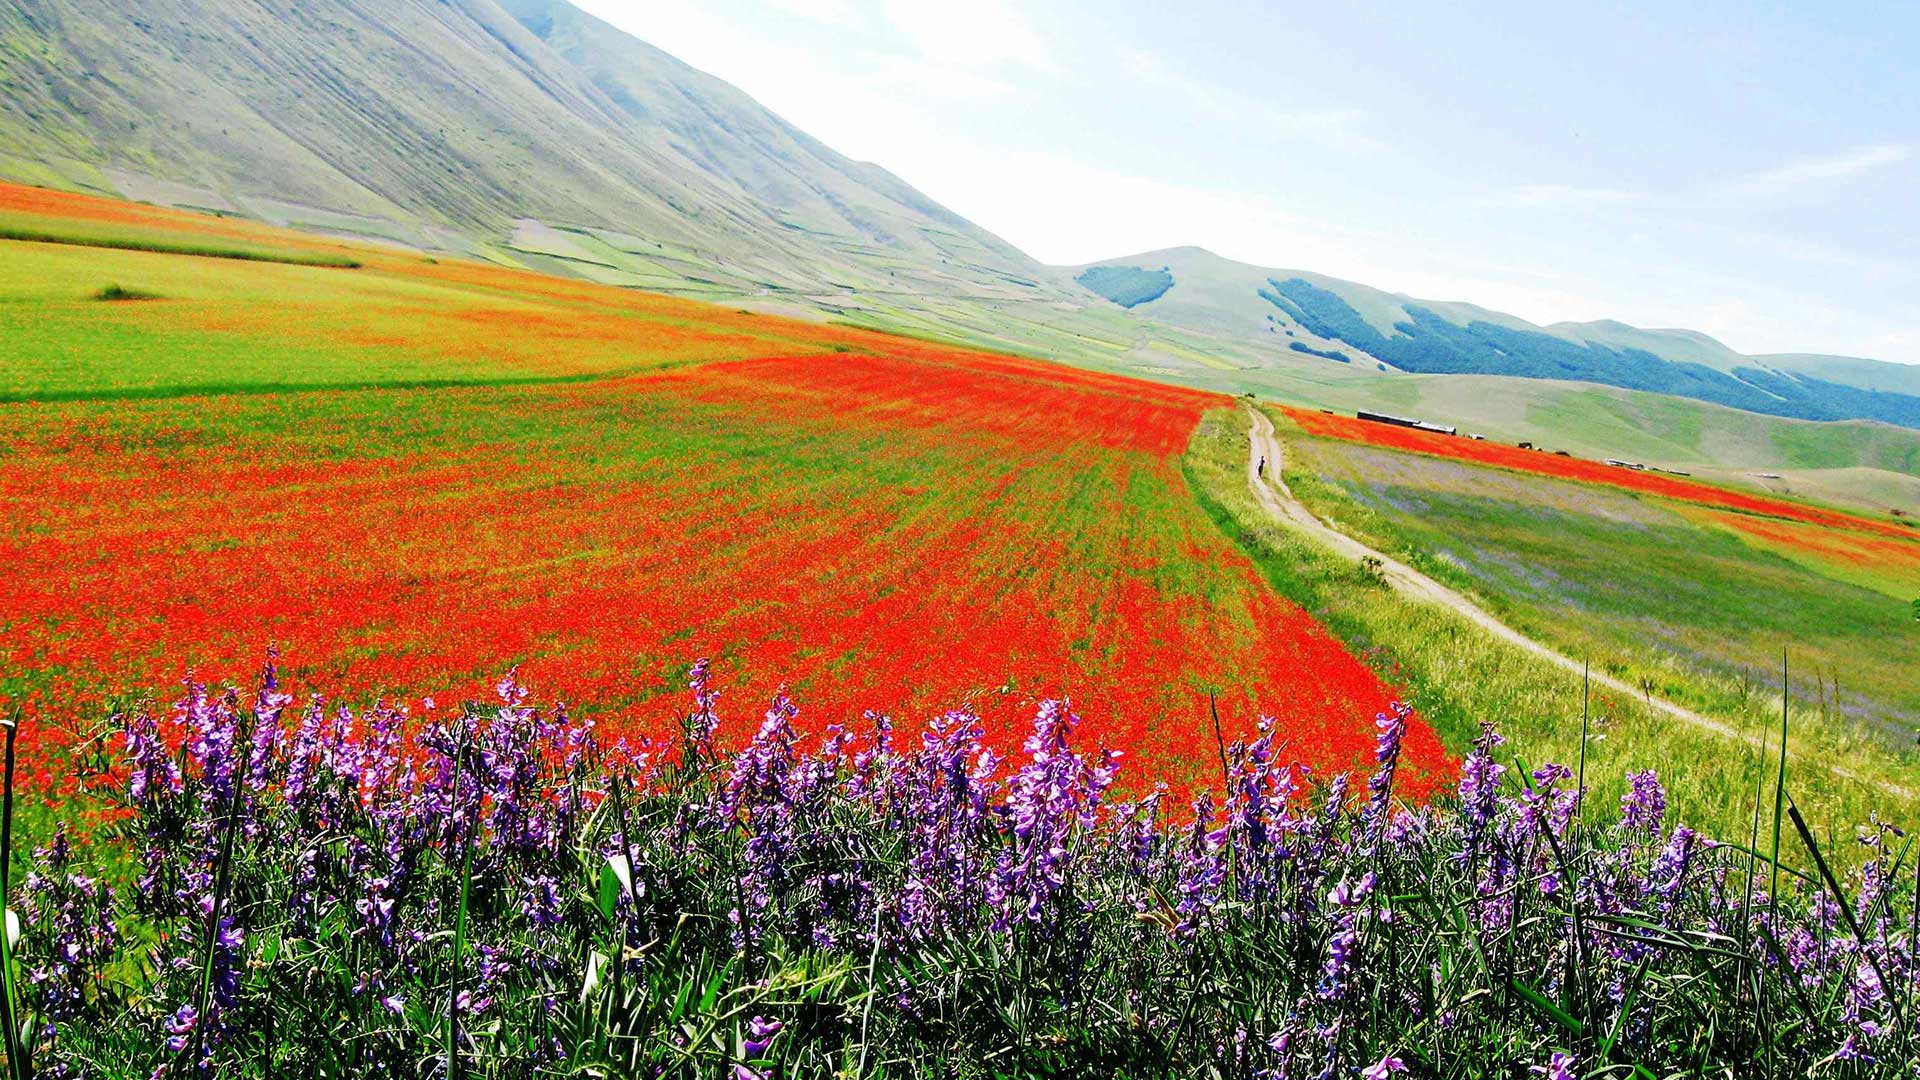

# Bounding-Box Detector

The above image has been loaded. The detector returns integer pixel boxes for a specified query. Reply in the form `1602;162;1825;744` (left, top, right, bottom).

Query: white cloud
1857;329;1920;365
880;0;1060;76
763;0;855;20
1117;48;1377;152
1495;183;1637;209
1691;296;1774;348
1118;49;1227;111
861;54;1019;101
1622;289;1920;366
1488;144;1905;216
1729;143;1912;197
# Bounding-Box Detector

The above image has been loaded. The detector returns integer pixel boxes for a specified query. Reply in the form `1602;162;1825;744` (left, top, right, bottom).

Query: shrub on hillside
92;284;161;302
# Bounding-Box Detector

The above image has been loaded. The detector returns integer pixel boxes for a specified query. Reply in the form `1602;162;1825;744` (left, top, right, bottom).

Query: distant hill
1072;247;1920;430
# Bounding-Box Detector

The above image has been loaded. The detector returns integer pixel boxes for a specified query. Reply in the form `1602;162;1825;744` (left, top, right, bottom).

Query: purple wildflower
744;1015;782;1057
1359;1055;1406;1079
1530;1051;1575;1080
1620;770;1666;837
164;1003;197;1053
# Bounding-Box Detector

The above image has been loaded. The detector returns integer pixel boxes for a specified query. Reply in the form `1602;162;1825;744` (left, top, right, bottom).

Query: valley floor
2;179;1915;850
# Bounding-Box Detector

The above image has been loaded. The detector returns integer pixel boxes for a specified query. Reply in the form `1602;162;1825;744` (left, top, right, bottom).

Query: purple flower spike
1620;770;1666;836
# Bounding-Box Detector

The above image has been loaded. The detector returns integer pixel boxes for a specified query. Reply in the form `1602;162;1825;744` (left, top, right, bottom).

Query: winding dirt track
1244;405;1911;800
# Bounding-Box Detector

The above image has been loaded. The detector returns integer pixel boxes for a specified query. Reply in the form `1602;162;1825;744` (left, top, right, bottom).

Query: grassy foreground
1180;407;1917;846
3;660;1912;1077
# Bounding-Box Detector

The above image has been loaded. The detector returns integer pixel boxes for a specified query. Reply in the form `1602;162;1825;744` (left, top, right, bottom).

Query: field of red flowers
1686;507;1920;594
0;191;1452;796
1284;406;1914;540
0;182;324;246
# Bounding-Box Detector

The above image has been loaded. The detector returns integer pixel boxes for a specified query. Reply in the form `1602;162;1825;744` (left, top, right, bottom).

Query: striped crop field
0;183;1451;797
1284;405;1915;539
1681;506;1920;598
1281;409;1920;742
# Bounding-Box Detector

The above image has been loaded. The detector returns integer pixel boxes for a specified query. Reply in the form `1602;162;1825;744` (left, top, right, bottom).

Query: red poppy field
0;185;1453;797
1283;406;1914;540
1684;507;1920;596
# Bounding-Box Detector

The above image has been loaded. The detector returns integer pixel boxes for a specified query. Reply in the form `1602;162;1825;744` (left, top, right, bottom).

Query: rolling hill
3;0;1918;490
1072;247;1920;430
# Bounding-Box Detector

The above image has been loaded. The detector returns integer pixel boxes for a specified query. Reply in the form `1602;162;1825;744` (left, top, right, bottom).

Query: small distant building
1356;410;1456;436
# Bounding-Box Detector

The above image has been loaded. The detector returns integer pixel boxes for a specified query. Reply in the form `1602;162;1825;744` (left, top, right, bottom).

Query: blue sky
574;1;1919;363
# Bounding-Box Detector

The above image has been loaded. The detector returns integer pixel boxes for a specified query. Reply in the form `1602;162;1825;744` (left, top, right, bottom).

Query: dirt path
1245;405;1911;800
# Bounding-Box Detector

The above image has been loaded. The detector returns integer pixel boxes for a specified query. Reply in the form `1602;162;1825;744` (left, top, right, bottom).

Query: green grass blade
1508;977;1582;1036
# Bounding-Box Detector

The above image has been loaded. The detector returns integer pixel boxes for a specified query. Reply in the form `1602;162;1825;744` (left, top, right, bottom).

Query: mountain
1071;248;1920;430
3;0;1918;461
0;0;1076;311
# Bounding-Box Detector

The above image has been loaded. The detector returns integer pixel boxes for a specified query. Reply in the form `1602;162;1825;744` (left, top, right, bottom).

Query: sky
572;0;1920;363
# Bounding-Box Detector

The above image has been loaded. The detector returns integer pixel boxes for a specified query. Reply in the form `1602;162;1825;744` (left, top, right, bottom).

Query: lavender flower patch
0;656;1912;1078
1306;443;1675;529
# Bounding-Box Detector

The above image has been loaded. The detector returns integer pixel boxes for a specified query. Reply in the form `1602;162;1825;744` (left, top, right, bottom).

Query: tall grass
0;658;1910;1076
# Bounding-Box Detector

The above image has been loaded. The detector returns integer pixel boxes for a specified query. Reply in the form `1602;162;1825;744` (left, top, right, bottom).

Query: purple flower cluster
2;655;1913;1078
20;828;117;1041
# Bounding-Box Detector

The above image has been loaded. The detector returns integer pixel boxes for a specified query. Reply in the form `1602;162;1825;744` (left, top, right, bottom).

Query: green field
0;221;360;266
1282;426;1920;738
0;231;854;400
1182;406;1920;849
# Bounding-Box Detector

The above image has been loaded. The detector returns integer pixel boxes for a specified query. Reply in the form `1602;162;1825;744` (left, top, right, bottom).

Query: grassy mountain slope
0;0;1312;373
1759;352;1920;395
6;0;1915;486
0;0;1075;307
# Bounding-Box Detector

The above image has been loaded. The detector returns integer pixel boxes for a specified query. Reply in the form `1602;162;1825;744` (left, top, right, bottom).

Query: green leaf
597;856;628;923
1510;977;1583;1036
698;960;731;1014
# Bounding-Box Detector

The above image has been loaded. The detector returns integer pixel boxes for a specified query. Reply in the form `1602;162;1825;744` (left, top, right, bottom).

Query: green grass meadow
1182;405;1919;853
0;234;858;401
1282;420;1920;740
